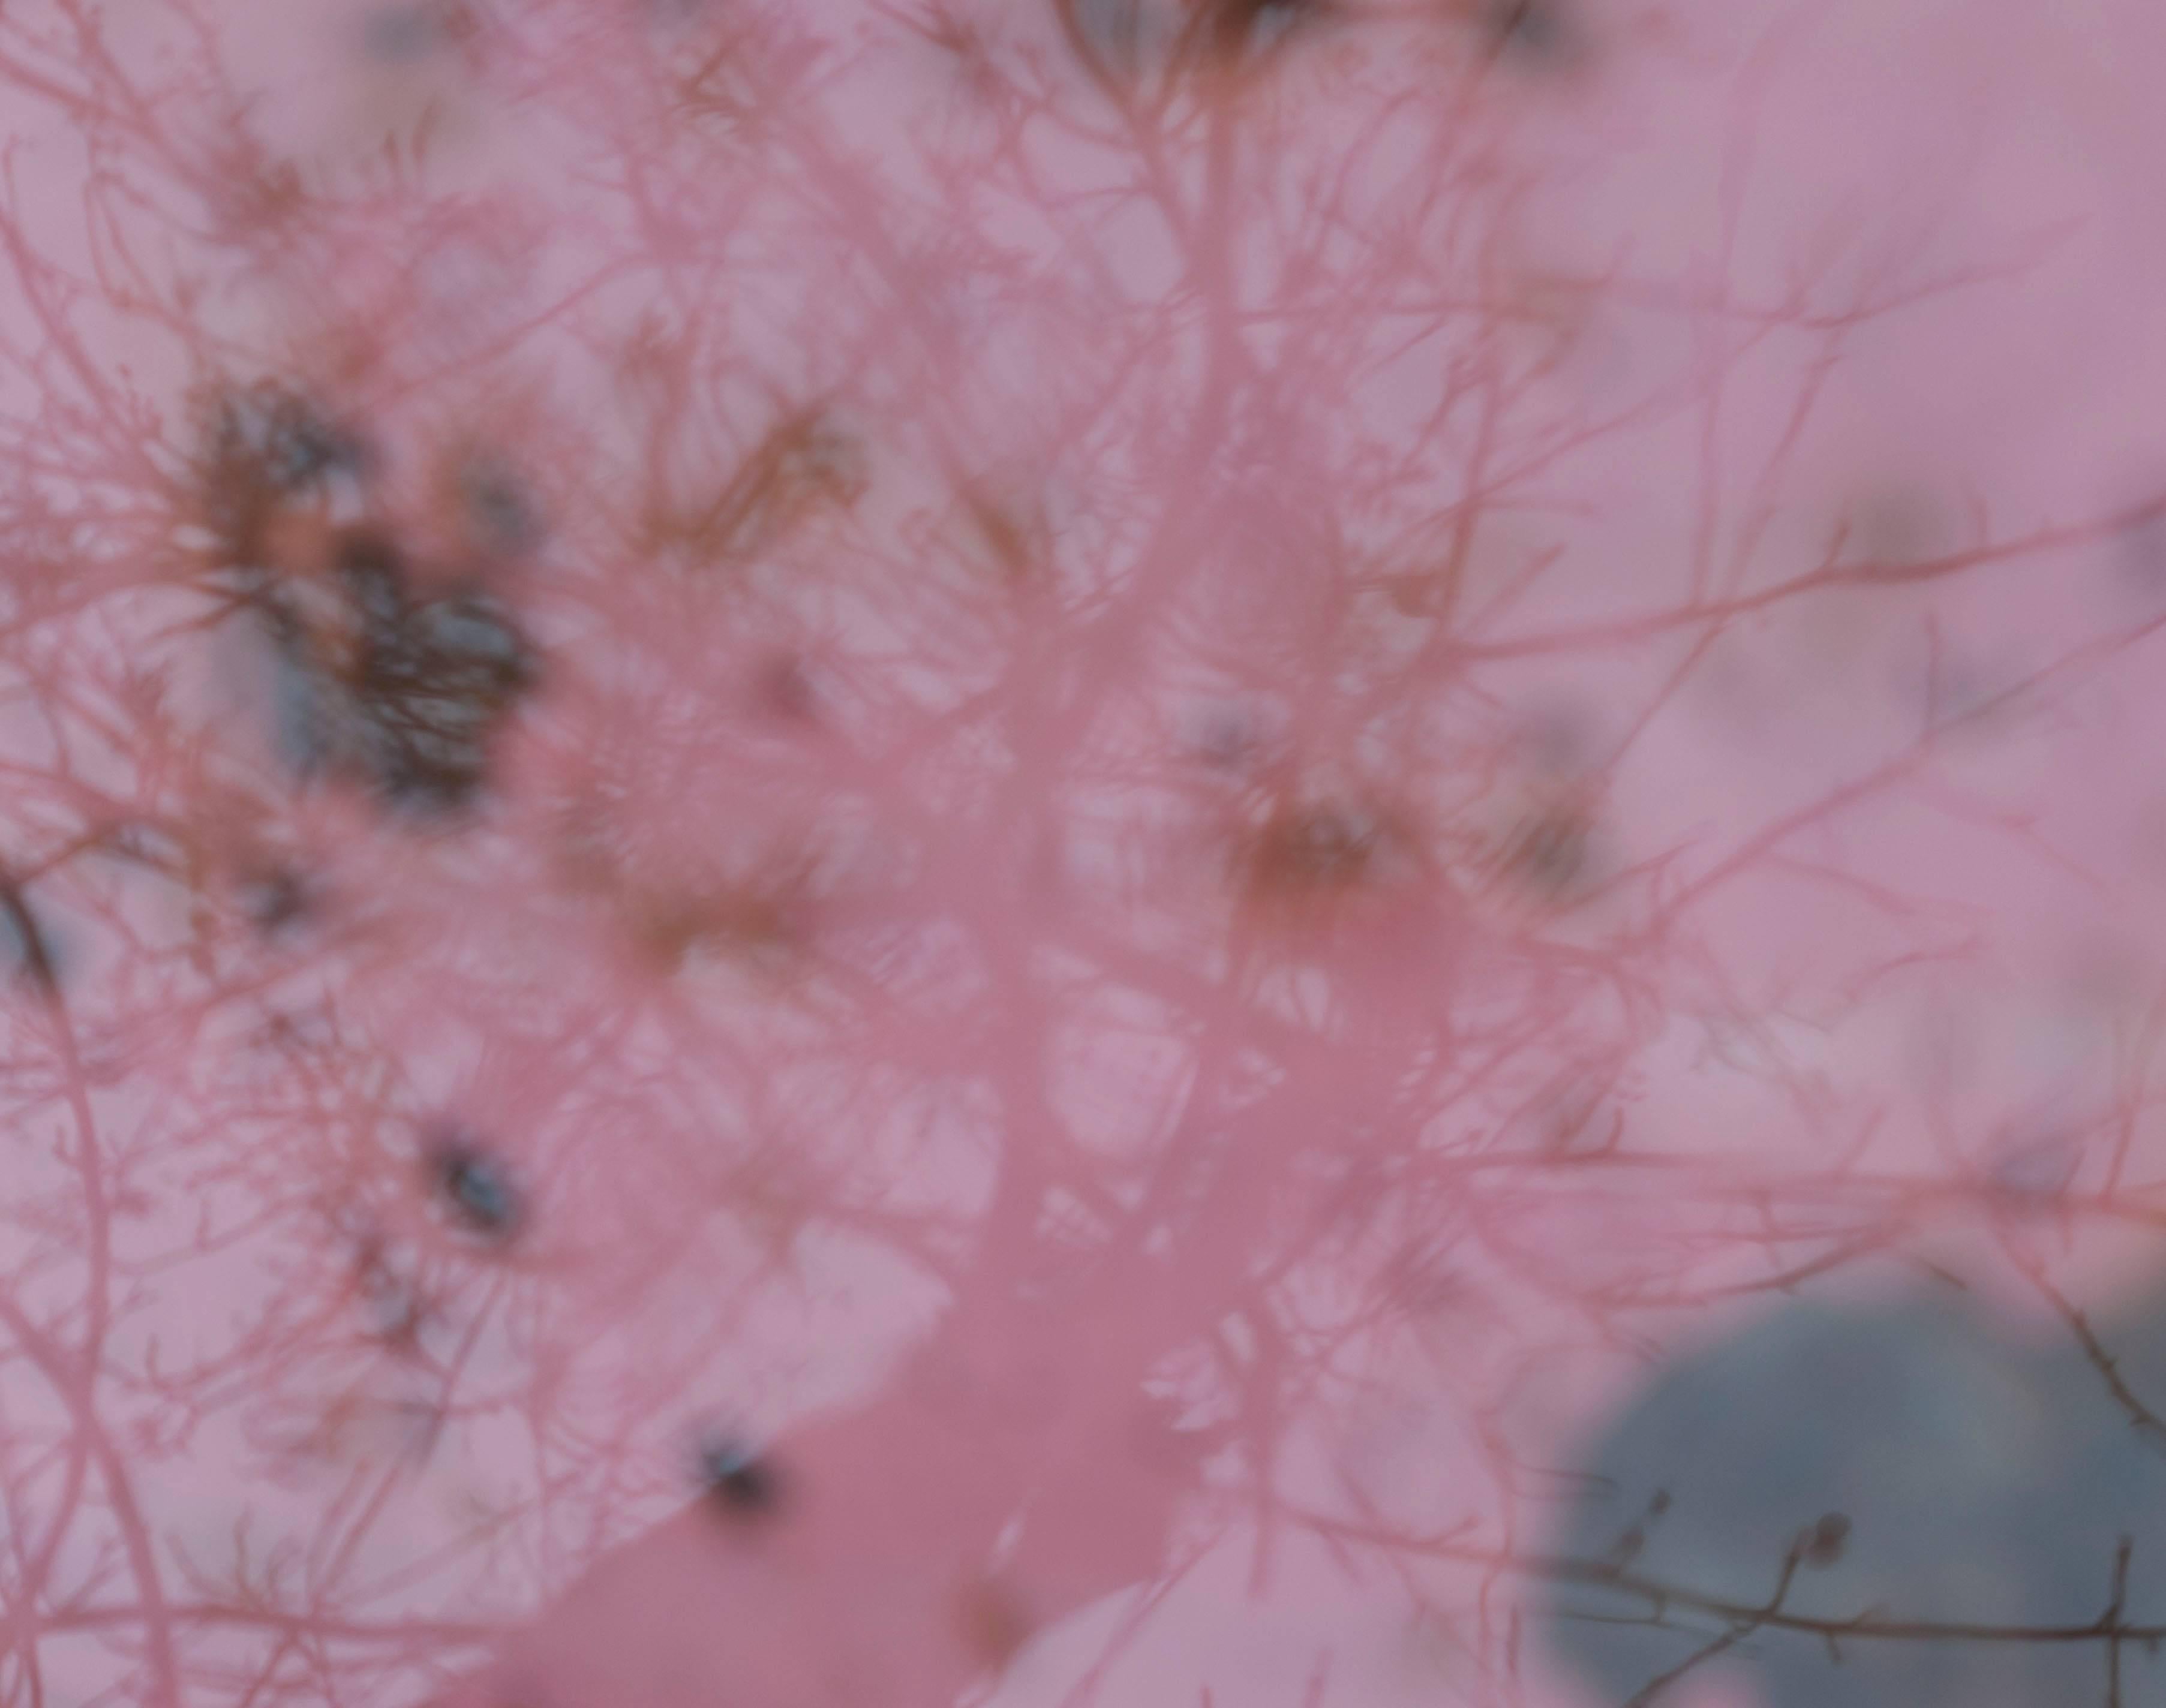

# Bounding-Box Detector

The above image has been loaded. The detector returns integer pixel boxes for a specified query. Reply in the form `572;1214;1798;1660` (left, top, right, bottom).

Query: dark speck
238;866;311;934
461;461;545;558
699;1436;782;1516
1798;1510;1851;1568
423;1134;522;1241
0;882;60;996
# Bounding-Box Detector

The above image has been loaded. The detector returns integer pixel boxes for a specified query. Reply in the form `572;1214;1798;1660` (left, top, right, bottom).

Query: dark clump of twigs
196;382;372;567
190;381;538;820
272;527;538;818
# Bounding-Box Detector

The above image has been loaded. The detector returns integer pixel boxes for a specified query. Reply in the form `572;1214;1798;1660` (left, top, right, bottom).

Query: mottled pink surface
2;0;2166;1704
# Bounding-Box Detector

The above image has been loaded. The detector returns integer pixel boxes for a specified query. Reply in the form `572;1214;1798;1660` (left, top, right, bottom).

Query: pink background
2;0;2166;1703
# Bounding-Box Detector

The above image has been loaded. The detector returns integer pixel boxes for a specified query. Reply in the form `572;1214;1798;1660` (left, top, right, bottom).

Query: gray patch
1546;1293;2166;1707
